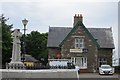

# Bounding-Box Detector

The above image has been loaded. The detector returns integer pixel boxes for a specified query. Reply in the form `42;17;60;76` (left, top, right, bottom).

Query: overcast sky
1;0;119;64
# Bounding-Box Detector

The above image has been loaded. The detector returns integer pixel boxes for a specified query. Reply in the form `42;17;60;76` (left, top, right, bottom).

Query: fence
25;65;50;69
6;63;25;69
25;65;75;70
6;63;75;70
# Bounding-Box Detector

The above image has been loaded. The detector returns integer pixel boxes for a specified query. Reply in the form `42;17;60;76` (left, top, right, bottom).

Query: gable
59;21;100;48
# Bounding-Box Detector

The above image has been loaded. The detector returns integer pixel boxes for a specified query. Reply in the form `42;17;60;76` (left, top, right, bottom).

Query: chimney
74;14;83;26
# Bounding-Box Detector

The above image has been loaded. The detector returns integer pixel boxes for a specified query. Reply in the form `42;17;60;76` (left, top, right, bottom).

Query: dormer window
75;38;84;49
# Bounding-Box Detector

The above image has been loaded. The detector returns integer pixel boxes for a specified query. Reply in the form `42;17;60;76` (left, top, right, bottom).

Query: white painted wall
0;69;79;79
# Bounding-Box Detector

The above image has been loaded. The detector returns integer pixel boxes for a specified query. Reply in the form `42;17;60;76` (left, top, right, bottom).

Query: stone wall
98;48;113;66
1;69;78;79
61;26;98;72
48;48;61;59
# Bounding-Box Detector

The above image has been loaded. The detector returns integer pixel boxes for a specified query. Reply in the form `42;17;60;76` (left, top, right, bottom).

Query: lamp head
22;18;28;27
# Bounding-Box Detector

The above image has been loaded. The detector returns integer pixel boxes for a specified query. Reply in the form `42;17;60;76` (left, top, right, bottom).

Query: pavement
78;73;119;78
78;73;120;80
118;74;120;80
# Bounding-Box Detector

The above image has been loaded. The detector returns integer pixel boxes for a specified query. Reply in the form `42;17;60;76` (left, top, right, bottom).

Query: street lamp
22;18;28;63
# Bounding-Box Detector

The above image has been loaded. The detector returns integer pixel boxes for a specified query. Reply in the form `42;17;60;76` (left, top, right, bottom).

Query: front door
71;57;87;69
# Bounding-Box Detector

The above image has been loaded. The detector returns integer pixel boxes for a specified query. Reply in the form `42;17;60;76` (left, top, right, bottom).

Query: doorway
71;57;87;69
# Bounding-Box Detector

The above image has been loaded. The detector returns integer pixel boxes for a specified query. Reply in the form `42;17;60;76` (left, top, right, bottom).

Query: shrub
114;66;120;73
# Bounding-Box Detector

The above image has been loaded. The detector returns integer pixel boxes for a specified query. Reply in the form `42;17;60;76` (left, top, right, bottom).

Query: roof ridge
50;26;112;30
50;27;72;28
88;28;111;31
88;27;111;29
59;21;100;48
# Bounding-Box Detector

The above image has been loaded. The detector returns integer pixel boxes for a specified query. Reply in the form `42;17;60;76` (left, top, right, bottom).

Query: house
47;14;115;72
23;54;39;67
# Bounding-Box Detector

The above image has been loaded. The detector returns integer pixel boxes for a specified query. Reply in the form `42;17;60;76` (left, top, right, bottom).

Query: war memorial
0;29;79;80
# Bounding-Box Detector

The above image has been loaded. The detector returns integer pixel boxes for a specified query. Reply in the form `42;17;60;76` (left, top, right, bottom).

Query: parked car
99;65;114;75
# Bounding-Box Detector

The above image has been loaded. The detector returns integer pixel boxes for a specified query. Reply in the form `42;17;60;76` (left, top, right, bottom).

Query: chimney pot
73;14;83;26
80;14;83;18
75;14;76;17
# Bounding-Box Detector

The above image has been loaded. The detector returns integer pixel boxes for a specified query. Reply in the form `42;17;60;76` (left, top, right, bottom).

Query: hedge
114;66;120;73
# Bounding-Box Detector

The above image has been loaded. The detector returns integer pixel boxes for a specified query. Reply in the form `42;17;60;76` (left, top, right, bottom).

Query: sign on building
70;49;83;53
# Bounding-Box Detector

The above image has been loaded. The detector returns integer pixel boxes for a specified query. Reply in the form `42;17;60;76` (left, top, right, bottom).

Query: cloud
0;0;119;2
1;2;118;30
1;0;119;63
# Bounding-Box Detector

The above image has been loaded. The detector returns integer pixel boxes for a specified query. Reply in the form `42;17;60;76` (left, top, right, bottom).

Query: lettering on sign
72;36;85;38
70;49;83;53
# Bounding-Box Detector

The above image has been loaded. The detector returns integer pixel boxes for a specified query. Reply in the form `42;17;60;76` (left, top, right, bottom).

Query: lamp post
22;18;28;63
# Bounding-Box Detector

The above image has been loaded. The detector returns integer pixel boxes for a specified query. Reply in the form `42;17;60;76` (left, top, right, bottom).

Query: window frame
98;58;107;66
75;38;84;49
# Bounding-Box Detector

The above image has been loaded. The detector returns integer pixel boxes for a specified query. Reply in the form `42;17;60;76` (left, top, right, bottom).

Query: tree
25;31;48;65
0;14;13;68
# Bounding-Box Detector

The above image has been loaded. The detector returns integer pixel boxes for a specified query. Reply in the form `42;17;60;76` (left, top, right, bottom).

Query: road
78;73;120;80
1;73;120;80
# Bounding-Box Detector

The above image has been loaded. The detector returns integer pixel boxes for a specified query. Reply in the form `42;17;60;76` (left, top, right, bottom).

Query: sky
118;2;120;65
0;0;119;65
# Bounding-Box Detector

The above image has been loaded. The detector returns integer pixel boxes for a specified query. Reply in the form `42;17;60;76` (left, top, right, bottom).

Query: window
81;58;84;66
75;57;87;69
71;57;76;65
98;58;107;66
75;38;84;48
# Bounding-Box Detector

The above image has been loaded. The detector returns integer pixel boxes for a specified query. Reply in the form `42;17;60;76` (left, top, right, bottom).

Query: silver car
99;65;114;75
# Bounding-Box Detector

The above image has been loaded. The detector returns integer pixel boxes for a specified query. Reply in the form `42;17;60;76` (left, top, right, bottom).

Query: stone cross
11;29;22;62
6;29;25;69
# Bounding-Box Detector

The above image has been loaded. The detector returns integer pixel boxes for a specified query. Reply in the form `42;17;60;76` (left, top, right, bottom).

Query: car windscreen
101;66;111;69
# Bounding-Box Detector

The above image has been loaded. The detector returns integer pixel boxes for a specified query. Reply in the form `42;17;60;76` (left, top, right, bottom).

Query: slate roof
47;27;72;47
47;27;115;49
88;28;115;48
24;54;39;62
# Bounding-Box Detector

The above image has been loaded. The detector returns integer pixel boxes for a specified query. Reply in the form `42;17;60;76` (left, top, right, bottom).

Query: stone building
47;14;115;72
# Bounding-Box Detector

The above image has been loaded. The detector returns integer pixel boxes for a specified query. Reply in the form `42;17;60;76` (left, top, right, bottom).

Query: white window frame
75;38;84;49
79;57;87;69
71;57;76;65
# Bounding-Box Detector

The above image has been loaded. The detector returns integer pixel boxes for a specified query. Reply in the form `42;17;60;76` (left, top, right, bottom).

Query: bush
114;66;120;73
